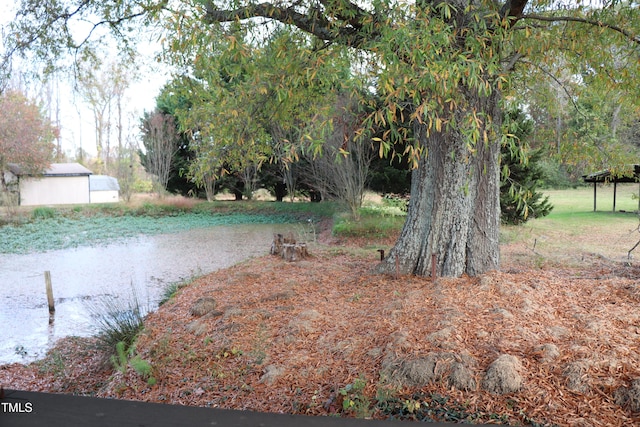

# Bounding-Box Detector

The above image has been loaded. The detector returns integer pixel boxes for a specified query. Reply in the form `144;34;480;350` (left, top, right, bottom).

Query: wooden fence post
45;271;55;314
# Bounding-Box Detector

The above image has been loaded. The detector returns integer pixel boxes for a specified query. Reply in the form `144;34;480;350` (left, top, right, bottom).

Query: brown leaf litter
2;238;640;426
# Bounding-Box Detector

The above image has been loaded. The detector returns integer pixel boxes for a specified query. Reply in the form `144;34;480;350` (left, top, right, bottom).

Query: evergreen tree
500;109;553;225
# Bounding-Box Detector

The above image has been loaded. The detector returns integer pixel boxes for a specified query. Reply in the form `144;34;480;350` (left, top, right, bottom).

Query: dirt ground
2;223;640;426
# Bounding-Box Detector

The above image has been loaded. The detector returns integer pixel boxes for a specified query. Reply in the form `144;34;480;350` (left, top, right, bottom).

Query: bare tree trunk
141;111;178;197
0;154;8;193
283;164;297;202
611;102;622;138
377;91;501;277
300;93;373;216
203;172;216;201
105;99;111;172
239;164;258;199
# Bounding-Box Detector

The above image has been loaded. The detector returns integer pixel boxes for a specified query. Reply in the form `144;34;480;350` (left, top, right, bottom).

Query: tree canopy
0;89;56;192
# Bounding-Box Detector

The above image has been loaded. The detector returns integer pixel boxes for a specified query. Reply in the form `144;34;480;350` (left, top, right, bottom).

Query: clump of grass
88;289;147;355
159;271;202;305
31;206;57;220
159;281;185;306
135;202;183;217
333;209;405;238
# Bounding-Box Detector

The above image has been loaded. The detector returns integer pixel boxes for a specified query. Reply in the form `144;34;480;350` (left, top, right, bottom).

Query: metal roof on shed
8;163;93;176
44;163;93;176
582;164;640;212
582;165;640;183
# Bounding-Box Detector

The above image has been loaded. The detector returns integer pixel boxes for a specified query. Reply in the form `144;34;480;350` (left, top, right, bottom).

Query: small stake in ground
45;271;55;315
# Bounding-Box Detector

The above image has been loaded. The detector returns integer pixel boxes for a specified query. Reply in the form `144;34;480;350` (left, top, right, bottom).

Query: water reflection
0;223;286;364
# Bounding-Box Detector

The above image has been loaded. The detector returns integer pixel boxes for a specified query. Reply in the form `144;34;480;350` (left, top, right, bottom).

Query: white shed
90;175;120;203
8;163;92;206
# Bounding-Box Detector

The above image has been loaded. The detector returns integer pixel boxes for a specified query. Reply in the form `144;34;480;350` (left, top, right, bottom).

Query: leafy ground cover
0;195;338;254
0;213;302;254
2;187;640;426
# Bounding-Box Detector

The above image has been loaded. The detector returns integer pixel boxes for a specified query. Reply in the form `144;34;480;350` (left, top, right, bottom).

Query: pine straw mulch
2;239;640;426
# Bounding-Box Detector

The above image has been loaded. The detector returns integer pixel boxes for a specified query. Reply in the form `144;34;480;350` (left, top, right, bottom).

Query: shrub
132;179;153;193
339;376;373;418
381;194;409;213
538;159;578;189
500;146;554;225
32;206;57;220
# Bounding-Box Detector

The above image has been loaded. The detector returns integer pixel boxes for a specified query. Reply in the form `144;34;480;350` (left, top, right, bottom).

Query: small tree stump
271;233;308;261
282;243;308;261
270;233;294;255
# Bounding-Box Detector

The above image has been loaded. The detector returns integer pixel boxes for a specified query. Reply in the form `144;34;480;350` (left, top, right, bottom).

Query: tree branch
202;1;377;48
317;0;372;32
204;2;331;38
519;58;584;116
522;14;640;46
502;51;523;72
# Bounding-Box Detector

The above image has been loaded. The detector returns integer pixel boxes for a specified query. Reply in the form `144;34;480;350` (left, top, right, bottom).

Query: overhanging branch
202;1;378;47
317;0;372;32
204;2;335;40
522;14;640;46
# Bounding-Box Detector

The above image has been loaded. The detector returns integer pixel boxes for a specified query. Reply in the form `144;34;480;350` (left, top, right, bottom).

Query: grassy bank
334;184;640;254
3;196;338;223
334;184;640;265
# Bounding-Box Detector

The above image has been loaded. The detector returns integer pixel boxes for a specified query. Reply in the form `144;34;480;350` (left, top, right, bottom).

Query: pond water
0;223;289;365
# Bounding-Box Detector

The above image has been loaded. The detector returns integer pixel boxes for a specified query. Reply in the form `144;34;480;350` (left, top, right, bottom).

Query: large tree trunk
378;91;502;277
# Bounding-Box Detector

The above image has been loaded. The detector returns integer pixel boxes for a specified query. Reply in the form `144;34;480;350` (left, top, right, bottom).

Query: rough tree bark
377;91;502;277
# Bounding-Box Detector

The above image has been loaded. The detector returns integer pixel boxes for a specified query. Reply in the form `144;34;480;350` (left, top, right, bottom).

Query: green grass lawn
545;183;639;215
334;185;640;264
532;184;639;229
502;183;640;266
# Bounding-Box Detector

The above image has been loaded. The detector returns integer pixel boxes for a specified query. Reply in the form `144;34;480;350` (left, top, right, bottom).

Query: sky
0;0;169;159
